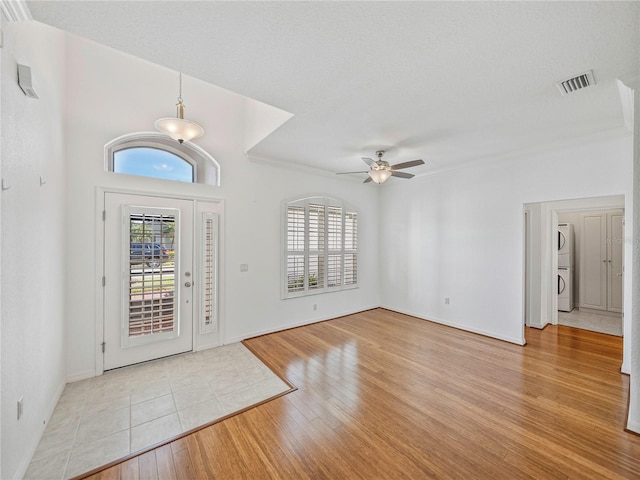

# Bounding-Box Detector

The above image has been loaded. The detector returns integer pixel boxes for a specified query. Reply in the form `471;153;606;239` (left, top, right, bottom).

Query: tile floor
558;308;623;336
24;343;291;480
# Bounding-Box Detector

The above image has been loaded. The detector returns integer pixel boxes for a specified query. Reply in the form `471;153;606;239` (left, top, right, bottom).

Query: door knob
617;273;623;277
184;282;192;287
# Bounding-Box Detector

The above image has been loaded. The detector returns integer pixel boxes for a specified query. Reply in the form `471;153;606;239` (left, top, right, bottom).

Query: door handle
184;282;192;287
616;273;623;277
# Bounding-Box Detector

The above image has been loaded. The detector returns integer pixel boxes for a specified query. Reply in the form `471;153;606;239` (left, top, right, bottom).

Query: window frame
105;132;220;186
282;195;358;299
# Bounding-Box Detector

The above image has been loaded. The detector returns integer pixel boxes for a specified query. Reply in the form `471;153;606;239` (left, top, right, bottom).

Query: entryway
102;192;221;370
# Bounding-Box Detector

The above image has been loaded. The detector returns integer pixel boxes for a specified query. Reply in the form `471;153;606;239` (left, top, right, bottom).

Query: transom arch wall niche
105;132;220;186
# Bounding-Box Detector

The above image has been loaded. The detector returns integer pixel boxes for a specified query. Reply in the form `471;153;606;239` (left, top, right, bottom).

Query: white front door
103;192;195;370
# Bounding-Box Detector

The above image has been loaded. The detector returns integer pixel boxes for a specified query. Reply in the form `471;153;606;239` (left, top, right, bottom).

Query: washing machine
558;223;574;267
558;266;574;312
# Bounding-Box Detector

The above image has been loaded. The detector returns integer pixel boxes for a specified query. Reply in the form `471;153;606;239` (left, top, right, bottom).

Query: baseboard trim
621;361;630;375
626;420;640;435
380;305;526;346
195;341;222;352
67;369;96;383
225;304;380;344
15;379;66;480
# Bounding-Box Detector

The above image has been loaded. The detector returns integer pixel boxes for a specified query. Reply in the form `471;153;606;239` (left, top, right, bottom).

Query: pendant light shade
368;168;392;184
155;73;203;144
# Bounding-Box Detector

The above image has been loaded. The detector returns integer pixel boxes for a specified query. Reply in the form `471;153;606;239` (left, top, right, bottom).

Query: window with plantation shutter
282;196;358;298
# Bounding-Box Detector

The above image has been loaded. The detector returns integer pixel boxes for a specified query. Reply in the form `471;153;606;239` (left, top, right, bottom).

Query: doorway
556;208;624;336
523;195;630;371
102;192;221;370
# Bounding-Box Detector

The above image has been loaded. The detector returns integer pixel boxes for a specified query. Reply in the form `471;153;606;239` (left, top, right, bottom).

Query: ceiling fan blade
336;171;369;175
390;159;425;170
362;157;375;167
363;176;373;183
391;171;415;179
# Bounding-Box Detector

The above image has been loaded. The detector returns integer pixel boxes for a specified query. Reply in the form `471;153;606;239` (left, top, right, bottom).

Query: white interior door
104;192;194;370
580;213;607;311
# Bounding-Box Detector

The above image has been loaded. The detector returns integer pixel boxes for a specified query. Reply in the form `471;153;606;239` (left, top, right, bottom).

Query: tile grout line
61;381;91;480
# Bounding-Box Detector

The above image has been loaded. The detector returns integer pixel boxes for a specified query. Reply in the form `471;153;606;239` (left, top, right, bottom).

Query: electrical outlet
240;264;248;272
313;304;318;311
445;297;450;305
17;398;23;420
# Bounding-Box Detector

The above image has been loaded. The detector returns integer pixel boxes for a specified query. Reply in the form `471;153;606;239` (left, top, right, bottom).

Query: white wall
64;34;380;380
626;76;639;434
0;21;67;479
0;13;4;480
379;135;633;347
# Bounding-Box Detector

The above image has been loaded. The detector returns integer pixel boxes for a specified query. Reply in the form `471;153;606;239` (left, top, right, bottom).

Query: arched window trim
105;132;220;186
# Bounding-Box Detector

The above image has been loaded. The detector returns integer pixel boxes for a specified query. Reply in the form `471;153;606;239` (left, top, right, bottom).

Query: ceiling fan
336;150;425;184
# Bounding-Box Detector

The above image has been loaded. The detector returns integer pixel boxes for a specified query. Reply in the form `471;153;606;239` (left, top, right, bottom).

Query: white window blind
283;196;358;298
199;212;218;334
122;206;180;348
344;212;358;286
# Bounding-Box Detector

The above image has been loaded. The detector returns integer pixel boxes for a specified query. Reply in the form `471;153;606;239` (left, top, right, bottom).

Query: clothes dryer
558;223;574;267
558;266;574;312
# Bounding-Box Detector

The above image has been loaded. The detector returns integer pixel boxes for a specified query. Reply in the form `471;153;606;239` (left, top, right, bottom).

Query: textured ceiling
27;1;640;177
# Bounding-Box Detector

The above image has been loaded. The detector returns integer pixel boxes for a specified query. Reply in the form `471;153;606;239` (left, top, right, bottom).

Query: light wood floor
83;308;640;479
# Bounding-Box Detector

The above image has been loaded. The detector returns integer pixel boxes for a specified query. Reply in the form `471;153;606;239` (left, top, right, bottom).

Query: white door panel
580;214;607;310
104;193;194;370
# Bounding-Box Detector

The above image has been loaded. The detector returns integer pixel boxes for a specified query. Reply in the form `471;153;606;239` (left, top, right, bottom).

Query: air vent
556;70;595;96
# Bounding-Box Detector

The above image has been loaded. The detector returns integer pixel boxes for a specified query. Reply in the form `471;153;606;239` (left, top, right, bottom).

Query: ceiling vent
556;70;595;96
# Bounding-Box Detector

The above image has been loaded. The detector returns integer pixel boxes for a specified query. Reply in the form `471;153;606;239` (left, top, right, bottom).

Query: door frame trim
95;186;225;376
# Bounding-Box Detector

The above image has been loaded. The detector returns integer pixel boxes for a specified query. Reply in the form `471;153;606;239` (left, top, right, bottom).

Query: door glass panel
125;208;179;346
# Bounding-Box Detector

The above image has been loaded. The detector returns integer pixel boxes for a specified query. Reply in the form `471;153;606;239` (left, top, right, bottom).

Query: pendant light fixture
155;72;204;144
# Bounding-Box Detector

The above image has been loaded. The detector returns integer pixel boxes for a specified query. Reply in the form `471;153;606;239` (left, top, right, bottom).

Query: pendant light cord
178;72;183;103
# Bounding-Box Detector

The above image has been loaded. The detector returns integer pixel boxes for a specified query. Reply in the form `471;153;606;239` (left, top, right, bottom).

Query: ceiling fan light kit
337;150;425;184
368;167;392;184
155;72;204;144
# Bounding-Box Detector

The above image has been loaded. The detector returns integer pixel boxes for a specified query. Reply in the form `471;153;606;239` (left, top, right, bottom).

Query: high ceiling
27;1;640;177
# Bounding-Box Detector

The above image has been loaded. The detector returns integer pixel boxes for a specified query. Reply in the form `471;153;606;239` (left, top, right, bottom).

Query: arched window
105;132;220;186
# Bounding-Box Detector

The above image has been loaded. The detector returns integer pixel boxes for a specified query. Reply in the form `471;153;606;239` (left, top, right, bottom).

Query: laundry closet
557;209;624;316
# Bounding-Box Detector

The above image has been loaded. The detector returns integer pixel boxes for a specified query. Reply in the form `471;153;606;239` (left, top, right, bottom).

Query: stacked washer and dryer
557;223;574;312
